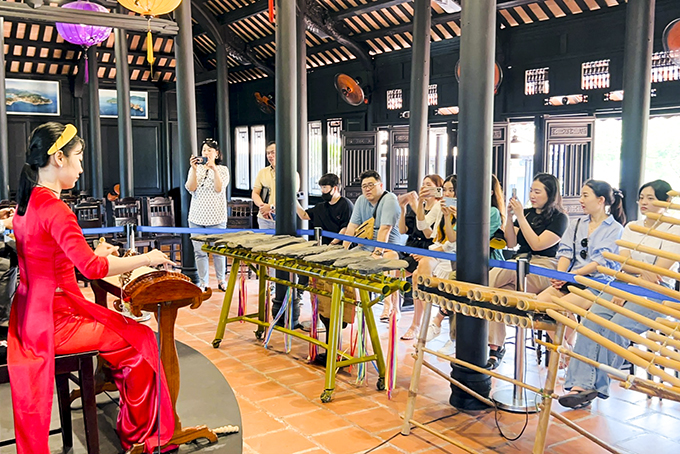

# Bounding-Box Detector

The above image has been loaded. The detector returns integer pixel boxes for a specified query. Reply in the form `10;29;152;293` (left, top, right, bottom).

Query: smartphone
444;197;457;208
196;156;208;165
435;187;443;198
511;187;517;199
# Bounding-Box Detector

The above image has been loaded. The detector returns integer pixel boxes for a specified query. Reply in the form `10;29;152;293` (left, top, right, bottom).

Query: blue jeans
189;221;227;288
257;216;276;230
564;291;664;398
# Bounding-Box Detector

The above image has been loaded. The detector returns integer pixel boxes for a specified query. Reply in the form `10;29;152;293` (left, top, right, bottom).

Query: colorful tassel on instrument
353;306;367;385
264;281;270;324
263;287;291;349
285;288;293;353
237;263;247;321
268;0;275;23
309;279;319;362
386;304;398;399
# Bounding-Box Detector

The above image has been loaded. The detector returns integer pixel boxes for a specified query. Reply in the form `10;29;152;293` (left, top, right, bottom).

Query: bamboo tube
595;266;680;302
568;287;680;342
624;381;680;402
503;313;517;326
469;305;479;317
417;275;427;285
516;298;562;312
575;275;680;320
655;318;680;330
546;309;680;387
494;311;505;323
629;223;680;244
445;298;455;312
664;301;680;312
466;289;476;300
645;212;680;227
492;294;503;305
630;347;680;372
616;239;680;263
518;317;531;329
471;288;497;302
499;295;520;307
602;251;680;282
453;301;463;313
647;331;680;350
484;309;496;321
549;411;623;454
445;282;455;294
405;417;482;454
668;190;680;197
538;338;680;399
460;304;471;316
549;296;680;363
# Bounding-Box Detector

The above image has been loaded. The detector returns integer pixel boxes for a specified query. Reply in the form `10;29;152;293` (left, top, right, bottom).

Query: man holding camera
252;142;300;230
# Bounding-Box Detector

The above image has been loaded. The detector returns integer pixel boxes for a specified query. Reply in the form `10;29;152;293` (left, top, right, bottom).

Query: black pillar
406;0;431;192
452;0;496;410
0;18;9;200
533;115;546;174
297;2;308;213
114;26;134;198
619;0;655;221
87;46;103;199
275;0;297;236
73;93;86;194
174;0;198;279
216;45;232;201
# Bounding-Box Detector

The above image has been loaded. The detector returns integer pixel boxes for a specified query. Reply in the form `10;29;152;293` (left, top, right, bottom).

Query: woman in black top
487;173;569;369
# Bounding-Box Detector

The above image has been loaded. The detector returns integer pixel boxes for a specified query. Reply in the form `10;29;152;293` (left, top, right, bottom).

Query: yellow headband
47;124;78;155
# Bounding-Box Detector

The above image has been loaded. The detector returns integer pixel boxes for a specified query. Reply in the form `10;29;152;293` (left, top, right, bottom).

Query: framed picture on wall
5;79;60;116
99;89;149;119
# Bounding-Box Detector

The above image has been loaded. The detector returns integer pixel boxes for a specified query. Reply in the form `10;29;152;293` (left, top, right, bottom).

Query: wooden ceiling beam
218;0;268;25
332;0;410;21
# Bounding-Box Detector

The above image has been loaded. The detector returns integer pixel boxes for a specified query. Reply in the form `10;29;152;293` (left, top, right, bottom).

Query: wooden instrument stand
92;268;218;451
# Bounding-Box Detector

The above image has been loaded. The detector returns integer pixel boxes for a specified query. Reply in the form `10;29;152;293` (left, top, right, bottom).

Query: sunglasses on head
202;138;218;148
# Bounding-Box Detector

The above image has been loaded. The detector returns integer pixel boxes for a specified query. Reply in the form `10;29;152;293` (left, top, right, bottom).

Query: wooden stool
0;350;100;454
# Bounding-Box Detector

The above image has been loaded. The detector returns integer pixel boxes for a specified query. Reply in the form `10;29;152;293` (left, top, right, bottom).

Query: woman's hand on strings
94;241;119;257
145;249;176;268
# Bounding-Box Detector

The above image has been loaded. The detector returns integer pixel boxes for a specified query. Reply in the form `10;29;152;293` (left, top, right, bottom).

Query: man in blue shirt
343;170;402;321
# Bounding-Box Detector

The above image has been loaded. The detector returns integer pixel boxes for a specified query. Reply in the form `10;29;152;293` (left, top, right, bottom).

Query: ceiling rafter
331;0;410;21
218;0;268;25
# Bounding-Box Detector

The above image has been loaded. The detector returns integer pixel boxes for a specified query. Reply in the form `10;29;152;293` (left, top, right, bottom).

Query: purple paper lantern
56;1;112;82
56;1;112;48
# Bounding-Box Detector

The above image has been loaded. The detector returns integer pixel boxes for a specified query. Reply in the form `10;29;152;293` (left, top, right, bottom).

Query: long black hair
584;179;627;225
639;179;672;202
533;173;565;219
17;122;84;216
435;174;457;244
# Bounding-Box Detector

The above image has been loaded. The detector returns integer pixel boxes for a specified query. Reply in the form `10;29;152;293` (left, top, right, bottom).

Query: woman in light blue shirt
535;180;626;351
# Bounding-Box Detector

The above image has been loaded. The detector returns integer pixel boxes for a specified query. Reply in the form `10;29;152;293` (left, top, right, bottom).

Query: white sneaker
437;340;455;356
424;322;442;342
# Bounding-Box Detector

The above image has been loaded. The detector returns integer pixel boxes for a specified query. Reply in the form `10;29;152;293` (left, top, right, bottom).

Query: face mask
321;192;333;202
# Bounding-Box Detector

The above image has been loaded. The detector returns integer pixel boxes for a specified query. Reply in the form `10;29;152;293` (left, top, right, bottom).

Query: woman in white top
559;179;680;409
185;138;231;291
398;174;443;340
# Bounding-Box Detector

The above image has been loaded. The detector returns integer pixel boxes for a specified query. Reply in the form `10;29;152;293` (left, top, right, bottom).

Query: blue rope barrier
101;224;679;303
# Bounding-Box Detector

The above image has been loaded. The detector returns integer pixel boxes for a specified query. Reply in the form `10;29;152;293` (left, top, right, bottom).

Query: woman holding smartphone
185;138;231;291
398;174;444;340
486;173;568;369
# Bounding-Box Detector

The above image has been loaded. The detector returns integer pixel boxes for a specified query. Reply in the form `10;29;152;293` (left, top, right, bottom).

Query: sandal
218;282;228;292
400;327;418;340
558;389;597;409
379;303;393;323
486;345;506;370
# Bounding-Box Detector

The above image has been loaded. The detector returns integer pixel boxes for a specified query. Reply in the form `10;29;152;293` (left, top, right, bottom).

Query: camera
196;156;208;165
435;187;443;198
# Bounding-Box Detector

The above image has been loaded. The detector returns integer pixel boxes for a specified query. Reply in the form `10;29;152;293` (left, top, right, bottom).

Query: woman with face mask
558;180;680;409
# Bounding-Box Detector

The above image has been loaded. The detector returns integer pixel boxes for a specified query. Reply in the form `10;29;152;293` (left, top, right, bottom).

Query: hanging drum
334;73;366;106
455;60;503;94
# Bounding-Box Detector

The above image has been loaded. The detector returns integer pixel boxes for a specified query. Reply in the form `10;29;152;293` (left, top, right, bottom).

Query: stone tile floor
85;277;680;454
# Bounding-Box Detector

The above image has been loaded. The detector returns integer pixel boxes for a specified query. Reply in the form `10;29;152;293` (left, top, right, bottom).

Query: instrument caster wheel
255;330;264;340
212;339;222;349
320;389;334;403
376;377;386;391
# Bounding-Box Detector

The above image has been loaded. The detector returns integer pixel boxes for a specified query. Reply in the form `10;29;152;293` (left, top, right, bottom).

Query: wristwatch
374;249;384;257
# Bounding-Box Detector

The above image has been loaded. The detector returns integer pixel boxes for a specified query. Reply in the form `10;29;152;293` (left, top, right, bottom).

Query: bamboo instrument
629;223;680;244
602;251;680;282
647;331;680;350
629;347;680;371
568;287;680;341
655;317;680;330
460;304;471;316
616;240;680;263
550;296;680;363
484;309;496;321
652;199;680;210
546;309;680;387
645;212;680;227
595;266;680;302
499;295;521;307
664;300;680;312
470;288;498;302
516;298;562;312
491;294;503;305
668;190;680;197
575;275;680;320
518;317;532;329
494;311;505;323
